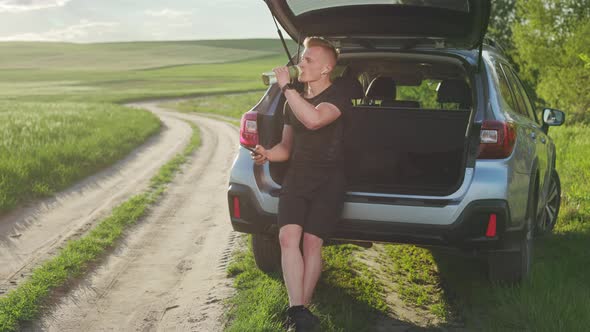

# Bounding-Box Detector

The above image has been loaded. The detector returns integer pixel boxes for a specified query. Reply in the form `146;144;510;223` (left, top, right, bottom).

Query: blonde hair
303;36;339;64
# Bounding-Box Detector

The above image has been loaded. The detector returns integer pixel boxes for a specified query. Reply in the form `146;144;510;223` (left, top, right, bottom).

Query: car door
501;63;550;202
503;66;553;206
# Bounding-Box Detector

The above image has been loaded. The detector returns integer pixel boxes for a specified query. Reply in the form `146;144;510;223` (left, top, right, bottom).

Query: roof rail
483;37;507;55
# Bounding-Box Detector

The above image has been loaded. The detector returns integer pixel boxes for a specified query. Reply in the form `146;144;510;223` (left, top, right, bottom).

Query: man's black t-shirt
283;83;351;170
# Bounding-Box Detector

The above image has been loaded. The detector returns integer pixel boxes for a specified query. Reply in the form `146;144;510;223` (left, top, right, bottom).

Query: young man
251;37;350;331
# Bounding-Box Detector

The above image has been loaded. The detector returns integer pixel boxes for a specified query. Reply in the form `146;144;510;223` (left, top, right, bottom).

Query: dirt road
0;111;192;294
3;102;241;331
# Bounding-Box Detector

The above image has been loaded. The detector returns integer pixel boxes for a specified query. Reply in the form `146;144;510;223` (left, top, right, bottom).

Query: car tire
251;234;282;273
535;170;561;236
487;184;535;283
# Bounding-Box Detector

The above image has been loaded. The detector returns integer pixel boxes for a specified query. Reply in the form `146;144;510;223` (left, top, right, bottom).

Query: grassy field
168;92;265;119
0;39;287;70
0;39;292;104
0;101;160;213
0;55;284;103
0;39;294;330
225;239;389;332
0;39;288;214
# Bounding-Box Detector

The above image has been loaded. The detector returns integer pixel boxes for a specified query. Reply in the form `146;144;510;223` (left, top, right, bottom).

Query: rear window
287;0;470;16
397;80;471;110
397;80;441;109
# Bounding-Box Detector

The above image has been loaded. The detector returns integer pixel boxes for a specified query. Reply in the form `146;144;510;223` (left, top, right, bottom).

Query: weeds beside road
0;101;160;213
0;121;201;332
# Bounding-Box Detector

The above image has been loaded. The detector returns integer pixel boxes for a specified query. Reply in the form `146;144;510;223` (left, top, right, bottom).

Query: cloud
143;8;193;34
169;22;193;28
0;19;120;42
0;0;72;13
144;8;192;19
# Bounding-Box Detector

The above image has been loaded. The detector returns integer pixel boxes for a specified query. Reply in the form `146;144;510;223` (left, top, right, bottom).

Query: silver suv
227;0;565;283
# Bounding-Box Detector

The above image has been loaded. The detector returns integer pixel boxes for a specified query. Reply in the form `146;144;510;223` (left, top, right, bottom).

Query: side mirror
542;108;565;126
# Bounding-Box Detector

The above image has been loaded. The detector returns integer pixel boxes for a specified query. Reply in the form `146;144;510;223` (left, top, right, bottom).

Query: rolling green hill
0;39;294;70
0;39;289;210
0;39;291;103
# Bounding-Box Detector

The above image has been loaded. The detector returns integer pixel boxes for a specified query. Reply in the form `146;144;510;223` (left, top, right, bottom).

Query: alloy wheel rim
541;179;560;231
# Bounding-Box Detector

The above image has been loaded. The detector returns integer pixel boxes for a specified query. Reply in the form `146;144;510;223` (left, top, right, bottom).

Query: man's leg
302;232;323;305
279;224;304;306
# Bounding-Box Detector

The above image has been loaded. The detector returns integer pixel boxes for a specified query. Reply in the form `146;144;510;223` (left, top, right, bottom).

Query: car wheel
251;234;281;273
535;170;561;236
487;187;535;283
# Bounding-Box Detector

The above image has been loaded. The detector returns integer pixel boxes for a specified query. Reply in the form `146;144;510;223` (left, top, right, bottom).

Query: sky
0;0;286;42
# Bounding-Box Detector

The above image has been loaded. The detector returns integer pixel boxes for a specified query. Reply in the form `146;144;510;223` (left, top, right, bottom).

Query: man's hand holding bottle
251;145;268;165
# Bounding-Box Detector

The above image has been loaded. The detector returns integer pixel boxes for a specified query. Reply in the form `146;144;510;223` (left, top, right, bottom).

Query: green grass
0;40;289;104
0;39;292;70
0;101;160;213
224;240;288;332
225;239;388;331
0;122;201;332
378;245;451;321
0;56;282;103
168;91;265;119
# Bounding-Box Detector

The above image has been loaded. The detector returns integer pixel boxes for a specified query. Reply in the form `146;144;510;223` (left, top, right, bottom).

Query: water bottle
261;65;301;85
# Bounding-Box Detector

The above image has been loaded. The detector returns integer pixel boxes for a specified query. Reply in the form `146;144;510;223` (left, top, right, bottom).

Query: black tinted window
504;66;538;122
501;63;532;119
492;61;519;114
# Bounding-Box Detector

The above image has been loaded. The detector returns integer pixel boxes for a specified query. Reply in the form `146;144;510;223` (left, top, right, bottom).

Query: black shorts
278;167;346;241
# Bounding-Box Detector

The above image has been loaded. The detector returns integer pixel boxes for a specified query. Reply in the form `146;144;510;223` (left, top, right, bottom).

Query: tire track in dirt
26;103;241;331
0;112;192;296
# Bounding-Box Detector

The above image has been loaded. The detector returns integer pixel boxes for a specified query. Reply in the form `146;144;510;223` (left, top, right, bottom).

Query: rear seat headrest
366;76;396;100
436;79;471;108
381;100;420;108
332;75;364;100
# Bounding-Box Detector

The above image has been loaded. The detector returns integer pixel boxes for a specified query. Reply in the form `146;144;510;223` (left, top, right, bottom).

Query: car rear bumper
227;183;524;252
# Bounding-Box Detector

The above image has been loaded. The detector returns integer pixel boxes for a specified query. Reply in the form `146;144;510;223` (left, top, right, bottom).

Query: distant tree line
488;0;590;123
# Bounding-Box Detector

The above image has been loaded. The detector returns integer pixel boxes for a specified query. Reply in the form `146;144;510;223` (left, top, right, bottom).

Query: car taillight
477;120;517;159
240;111;258;148
232;196;241;219
485;213;497;238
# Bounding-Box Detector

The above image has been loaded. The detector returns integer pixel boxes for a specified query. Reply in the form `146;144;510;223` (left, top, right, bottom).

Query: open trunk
262;53;475;197
264;0;491;50
342;107;469;196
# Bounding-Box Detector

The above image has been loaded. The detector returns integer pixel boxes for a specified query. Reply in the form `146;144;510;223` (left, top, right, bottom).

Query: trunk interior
342;107;469;196
264;53;474;196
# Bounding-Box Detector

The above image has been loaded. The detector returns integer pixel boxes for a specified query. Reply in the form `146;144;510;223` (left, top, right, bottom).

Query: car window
501;63;533;119
492;61;519;114
504;66;539;123
362;79;471;110
396;80;438;109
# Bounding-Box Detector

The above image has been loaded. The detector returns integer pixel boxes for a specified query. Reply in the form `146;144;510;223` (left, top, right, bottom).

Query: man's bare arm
252;125;294;164
284;89;341;130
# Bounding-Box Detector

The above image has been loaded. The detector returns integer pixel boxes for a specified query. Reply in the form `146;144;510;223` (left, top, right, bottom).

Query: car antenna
477;42;483;72
477;1;491;73
270;13;294;66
